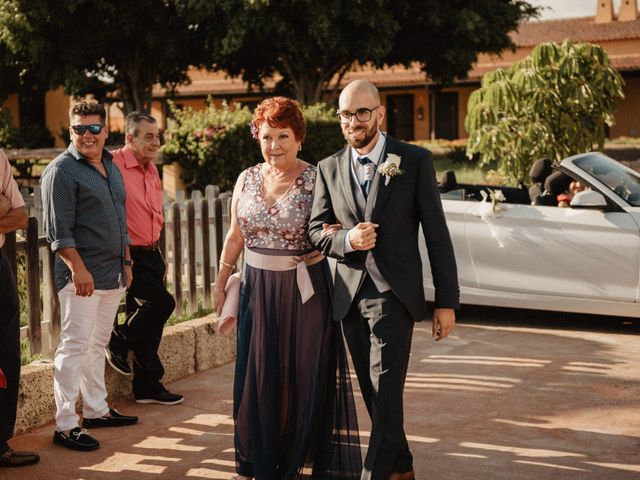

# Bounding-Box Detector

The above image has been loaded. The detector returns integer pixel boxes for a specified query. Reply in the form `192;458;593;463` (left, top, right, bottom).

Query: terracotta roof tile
513;16;640;46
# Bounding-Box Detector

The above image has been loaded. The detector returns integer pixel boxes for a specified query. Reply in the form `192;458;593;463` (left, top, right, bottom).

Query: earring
298;144;302;152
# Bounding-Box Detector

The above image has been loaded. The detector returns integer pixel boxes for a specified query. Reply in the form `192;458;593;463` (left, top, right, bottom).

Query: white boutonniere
378;153;404;185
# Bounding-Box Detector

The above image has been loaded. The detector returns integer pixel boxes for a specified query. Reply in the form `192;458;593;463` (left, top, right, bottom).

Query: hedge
162;100;345;192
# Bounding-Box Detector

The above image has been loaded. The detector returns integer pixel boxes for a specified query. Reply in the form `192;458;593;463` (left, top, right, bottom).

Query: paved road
3;306;640;480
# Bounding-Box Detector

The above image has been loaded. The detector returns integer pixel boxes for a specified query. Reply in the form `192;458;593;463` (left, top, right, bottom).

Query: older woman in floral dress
214;97;361;480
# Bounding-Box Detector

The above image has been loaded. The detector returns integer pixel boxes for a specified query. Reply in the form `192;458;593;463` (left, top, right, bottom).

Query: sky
528;0;622;20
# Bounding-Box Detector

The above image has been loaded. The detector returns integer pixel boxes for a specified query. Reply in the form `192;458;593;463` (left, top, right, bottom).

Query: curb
14;314;235;435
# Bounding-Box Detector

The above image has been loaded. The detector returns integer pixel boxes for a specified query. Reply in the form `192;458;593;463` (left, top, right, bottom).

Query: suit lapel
371;136;398;222
336;148;362;221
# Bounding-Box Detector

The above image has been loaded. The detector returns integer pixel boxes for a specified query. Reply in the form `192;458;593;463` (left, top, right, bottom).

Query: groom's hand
433;308;456;341
348;222;379;251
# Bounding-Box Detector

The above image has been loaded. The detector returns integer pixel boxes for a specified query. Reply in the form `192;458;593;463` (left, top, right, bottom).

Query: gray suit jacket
308;136;460;322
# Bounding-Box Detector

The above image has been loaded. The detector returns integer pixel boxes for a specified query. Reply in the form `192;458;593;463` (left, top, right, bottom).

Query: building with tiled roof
10;0;640;145
145;0;640;143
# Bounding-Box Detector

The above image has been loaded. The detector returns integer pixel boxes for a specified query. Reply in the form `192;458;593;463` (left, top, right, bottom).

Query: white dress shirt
344;132;387;253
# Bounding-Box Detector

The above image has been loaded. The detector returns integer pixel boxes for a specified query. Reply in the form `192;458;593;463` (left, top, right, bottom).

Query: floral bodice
237;164;316;250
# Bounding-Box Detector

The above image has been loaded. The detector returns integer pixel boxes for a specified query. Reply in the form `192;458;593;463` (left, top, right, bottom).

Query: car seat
534;171;573;206
439;170;458;193
528;158;553;203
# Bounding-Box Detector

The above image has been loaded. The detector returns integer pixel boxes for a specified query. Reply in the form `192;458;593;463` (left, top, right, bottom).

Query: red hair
251;97;306;142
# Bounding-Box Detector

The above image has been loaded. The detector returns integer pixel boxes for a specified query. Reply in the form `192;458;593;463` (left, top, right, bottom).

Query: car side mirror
570;190;607;209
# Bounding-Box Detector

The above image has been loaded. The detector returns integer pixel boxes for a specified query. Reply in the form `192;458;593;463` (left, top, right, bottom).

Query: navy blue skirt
233;249;361;480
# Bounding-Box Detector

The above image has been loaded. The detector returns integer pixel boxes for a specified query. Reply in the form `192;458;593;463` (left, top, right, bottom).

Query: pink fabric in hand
218;272;242;335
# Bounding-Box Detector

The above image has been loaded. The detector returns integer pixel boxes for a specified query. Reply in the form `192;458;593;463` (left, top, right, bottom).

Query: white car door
464;203;640;302
421;198;476;300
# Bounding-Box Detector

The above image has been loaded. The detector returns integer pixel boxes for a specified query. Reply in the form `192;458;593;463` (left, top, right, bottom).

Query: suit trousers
54;283;125;431
109;249;175;397
0;250;20;454
343;275;414;480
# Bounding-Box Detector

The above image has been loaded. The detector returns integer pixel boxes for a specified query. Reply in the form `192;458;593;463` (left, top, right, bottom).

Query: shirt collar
350;131;386;166
121;145;144;169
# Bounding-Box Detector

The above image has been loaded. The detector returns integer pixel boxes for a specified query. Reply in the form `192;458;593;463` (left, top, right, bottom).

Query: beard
342;120;378;149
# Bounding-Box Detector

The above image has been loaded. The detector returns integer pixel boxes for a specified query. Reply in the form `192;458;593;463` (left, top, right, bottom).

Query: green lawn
433;158;487;185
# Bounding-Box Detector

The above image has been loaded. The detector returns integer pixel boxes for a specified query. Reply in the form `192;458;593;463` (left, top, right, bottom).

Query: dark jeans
0;250;20;455
109;249;175;397
342;276;414;480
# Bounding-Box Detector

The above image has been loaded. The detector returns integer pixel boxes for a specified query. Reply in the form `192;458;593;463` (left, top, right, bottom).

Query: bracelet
219;260;234;270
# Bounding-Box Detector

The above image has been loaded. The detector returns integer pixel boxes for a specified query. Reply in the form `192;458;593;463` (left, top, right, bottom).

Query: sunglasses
71;124;104;135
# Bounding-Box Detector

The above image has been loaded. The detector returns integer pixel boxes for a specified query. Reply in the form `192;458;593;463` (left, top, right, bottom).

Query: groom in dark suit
309;80;459;480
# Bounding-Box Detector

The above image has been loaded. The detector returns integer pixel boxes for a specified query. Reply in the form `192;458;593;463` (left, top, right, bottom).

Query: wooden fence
3;184;233;357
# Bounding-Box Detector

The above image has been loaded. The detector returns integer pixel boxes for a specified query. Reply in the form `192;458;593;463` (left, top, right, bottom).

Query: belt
243;249;324;303
130;241;160;251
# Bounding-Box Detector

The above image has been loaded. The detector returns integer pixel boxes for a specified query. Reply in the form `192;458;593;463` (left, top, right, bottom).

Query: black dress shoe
136;388;184;405
82;408;138;428
105;346;131;376
53;427;99;451
0;448;40;467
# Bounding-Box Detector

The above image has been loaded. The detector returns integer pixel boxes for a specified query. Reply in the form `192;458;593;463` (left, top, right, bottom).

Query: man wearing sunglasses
309;80;459;480
41;101;138;452
104;112;183;406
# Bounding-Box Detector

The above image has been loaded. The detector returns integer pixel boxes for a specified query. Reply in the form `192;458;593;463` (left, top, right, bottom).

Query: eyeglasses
336;106;380;124
71;124;103;135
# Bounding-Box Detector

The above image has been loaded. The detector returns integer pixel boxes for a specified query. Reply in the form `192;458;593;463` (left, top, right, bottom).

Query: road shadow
5;306;640;480
407;306;640;479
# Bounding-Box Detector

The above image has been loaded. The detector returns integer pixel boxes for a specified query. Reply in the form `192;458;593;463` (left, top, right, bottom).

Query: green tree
188;0;538;104
0;0;204;114
387;0;539;83
466;41;625;182
186;0;397;104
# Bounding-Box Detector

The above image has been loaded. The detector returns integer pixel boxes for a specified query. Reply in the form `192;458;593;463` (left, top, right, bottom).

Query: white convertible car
420;152;640;317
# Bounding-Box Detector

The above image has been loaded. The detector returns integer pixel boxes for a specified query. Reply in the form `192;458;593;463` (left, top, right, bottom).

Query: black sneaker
82;408;138;428
53;427;99;451
136;388;184;405
105;346;131;376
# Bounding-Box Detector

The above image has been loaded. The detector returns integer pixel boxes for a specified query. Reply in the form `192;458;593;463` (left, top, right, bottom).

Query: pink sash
217;249;324;335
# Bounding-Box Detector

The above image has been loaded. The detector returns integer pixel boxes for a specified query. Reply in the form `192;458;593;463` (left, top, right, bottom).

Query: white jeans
54;283;125;431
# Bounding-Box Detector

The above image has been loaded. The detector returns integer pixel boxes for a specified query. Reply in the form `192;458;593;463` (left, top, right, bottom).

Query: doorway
386;94;414;140
434;92;458;140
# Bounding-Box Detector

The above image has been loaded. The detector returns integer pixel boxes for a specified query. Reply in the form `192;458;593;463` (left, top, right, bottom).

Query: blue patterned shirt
41;144;130;291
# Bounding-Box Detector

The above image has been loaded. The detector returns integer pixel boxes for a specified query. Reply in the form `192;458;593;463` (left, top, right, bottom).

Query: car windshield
574;155;640;206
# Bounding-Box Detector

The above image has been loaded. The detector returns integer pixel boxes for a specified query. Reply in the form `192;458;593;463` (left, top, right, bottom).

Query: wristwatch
124;259;133;267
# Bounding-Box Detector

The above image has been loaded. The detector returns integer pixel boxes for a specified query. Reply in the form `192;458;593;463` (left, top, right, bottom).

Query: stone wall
14;314;235;434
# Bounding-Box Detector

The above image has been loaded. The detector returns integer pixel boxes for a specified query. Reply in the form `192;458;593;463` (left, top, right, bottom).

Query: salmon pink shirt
112;146;164;246
0;149;25;248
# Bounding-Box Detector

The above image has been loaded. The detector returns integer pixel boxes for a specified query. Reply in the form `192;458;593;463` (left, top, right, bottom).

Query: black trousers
0;250;20;454
342;276;414;480
109;248;175;397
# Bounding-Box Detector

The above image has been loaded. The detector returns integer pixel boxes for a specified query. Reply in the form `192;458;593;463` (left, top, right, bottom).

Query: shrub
162;100;344;192
0;109;19;148
0;108;54;149
14;124;54;148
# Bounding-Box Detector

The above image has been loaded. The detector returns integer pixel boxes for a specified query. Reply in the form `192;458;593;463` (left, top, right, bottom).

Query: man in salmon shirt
106;112;183;405
0;149;39;467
